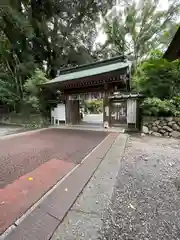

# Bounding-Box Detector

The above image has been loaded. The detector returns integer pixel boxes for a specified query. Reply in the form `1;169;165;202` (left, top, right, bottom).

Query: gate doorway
110;101;127;126
81;100;103;127
67;92;104;127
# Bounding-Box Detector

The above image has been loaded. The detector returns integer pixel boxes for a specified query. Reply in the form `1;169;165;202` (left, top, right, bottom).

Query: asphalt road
0;128;108;188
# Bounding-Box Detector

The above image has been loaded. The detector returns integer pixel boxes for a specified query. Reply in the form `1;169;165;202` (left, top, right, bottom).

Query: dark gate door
110;101;127;125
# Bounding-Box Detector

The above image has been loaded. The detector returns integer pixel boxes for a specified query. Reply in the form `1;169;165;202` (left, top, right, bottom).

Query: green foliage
0;0;114;114
100;0;180;65
142;97;180;117
134;58;180;99
148;49;164;60
24;69;48;95
23;69;48;113
135;54;180;117
1;0;180;120
84;100;103;114
172;96;180;110
0;78;19;105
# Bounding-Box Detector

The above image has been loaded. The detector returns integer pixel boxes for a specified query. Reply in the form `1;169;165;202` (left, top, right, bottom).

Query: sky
115;0;169;10
95;0;169;45
158;0;169;10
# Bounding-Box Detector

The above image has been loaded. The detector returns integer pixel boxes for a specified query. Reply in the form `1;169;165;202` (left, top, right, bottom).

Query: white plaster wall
51;104;65;123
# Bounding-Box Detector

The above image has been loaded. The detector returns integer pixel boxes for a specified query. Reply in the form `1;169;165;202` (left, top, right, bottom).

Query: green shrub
23;69;48;114
84;100;103;114
142;97;180;117
134;58;180;99
134;54;180;117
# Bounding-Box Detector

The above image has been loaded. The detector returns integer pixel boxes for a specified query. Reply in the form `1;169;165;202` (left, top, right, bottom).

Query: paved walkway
1;130;119;239
51;135;180;240
52;134;127;240
0;128;108;235
0;128;107;188
82;113;103;125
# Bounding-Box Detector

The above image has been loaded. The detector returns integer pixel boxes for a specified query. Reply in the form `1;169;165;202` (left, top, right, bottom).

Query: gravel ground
0;128;108;188
0;125;23;137
100;135;180;240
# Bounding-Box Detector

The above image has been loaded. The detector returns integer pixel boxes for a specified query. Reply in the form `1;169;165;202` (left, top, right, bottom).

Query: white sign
127;99;137;123
105;106;109;116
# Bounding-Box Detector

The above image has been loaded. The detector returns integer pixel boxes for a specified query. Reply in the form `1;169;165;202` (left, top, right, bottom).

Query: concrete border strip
0;133;111;239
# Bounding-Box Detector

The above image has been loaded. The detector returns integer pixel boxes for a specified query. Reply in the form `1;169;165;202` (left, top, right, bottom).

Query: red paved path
0;128;108;188
0;159;74;233
0;128;108;234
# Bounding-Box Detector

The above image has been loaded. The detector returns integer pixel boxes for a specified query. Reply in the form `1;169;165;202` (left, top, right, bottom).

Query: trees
0;0;114;112
1;0;179;117
0;2;36;110
24;69;48;113
0;0;115;72
134;58;178;99
100;0;180;66
99;0;180;117
134;57;180;99
134;50;180;116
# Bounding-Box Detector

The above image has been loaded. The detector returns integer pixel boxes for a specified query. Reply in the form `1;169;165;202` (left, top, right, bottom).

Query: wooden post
136;99;142;131
77;100;81;123
109;99;112;127
65;96;71;125
65;97;80;125
72;100;80;124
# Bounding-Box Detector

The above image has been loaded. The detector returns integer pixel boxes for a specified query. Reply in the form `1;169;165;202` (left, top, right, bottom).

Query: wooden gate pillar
65;97;71;124
73;100;80;124
65;96;80;125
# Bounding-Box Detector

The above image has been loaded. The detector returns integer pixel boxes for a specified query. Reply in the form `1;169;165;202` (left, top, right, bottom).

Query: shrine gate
41;56;142;130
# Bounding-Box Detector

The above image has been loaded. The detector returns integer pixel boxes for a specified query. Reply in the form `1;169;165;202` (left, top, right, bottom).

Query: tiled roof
42;56;130;86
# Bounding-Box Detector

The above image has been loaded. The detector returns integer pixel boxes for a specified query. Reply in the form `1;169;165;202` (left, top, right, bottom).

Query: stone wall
142;117;180;138
0;113;49;128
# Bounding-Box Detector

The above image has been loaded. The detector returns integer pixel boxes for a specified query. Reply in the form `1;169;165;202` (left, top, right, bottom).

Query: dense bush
23;69;48;114
142;97;180;117
134;54;180;117
134;58;180;99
